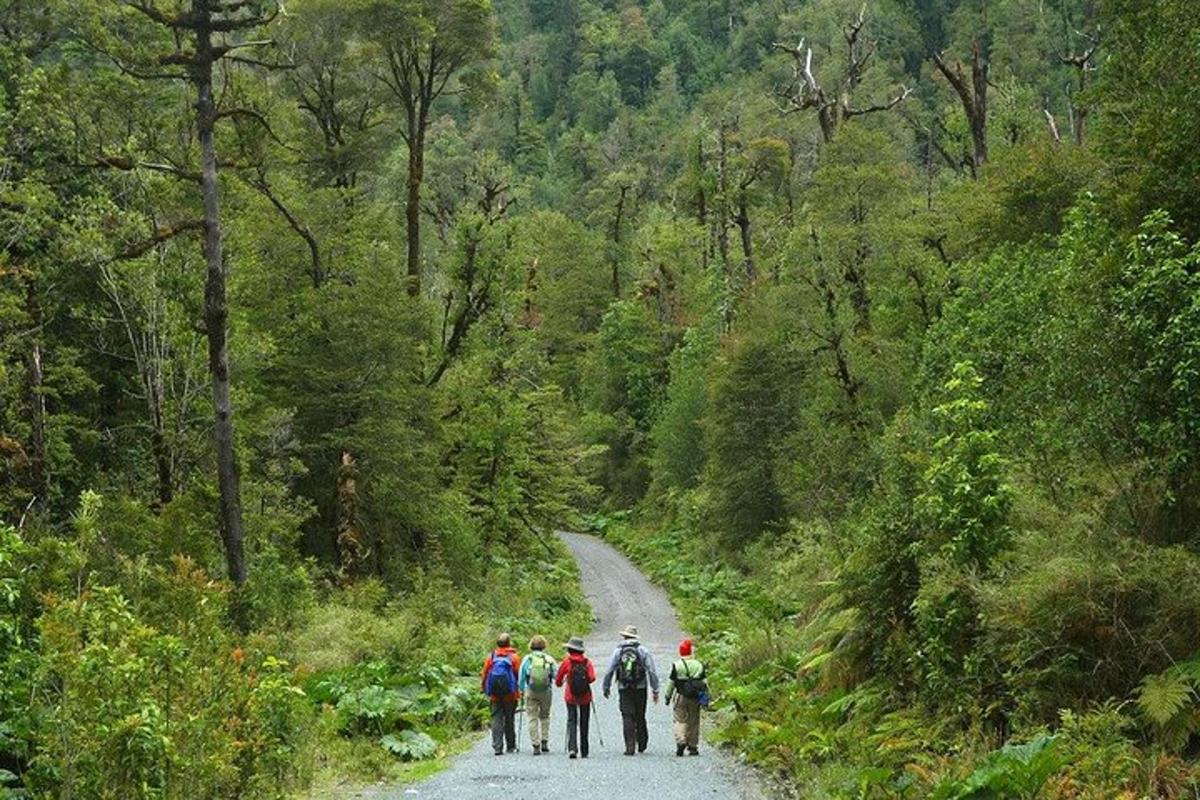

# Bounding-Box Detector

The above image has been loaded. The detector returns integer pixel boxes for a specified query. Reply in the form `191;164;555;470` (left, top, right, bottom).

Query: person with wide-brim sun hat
602;624;660;755
555;636;596;759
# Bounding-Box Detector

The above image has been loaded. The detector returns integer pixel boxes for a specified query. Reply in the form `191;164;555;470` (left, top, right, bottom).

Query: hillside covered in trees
3;0;1200;797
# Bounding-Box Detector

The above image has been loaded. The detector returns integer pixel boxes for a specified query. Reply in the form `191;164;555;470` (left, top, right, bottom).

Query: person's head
679;638;694;657
497;633;511;649
529;635;547;651
620;624;639;640
565;636;585;654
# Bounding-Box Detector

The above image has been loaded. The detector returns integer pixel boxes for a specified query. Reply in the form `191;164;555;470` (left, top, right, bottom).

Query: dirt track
361;532;763;800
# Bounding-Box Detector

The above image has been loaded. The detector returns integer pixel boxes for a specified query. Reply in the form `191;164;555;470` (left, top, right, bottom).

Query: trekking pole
517;701;525;750
591;699;605;748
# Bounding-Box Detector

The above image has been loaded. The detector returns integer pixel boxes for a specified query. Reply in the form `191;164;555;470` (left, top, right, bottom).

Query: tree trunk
405;139;424;298
969;45;989;169
931;45;989;174
405;108;426;297
195;13;246;587
336;451;368;582
147;373;173;509
611;184;629;299
735;196;755;283
24;280;48;506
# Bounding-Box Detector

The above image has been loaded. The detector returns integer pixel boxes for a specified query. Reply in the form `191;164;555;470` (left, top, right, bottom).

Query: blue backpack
486;652;516;698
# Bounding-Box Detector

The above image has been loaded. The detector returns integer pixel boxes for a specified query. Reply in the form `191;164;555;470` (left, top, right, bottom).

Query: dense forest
2;0;1200;797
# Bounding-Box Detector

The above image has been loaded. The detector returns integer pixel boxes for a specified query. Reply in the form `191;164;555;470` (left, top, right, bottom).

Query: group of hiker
481;625;709;759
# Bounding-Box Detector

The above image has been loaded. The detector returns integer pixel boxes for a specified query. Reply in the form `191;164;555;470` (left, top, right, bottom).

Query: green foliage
1137;657;1200;750
650;325;716;494
701;314;804;547
7;0;1200;797
931;736;1065;800
27;570;310;799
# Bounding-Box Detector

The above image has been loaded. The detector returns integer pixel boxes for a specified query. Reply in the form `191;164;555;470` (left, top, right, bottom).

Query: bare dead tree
931;41;989;174
774;6;912;144
1059;28;1100;145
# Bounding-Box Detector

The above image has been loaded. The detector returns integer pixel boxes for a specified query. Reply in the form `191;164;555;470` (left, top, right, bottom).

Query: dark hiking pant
491;698;517;753
618;687;649;753
566;702;591;756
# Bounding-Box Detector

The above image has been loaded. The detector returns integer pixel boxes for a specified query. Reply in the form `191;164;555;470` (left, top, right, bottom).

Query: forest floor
355;532;765;800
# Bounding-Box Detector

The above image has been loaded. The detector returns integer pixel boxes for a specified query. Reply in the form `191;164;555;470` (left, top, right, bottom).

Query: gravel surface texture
356;532;765;800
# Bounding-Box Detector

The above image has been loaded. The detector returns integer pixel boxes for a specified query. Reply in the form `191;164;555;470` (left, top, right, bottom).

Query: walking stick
591;699;605;748
517;701;525;750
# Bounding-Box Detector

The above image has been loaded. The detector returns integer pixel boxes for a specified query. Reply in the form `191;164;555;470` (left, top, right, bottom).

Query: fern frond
1137;672;1194;727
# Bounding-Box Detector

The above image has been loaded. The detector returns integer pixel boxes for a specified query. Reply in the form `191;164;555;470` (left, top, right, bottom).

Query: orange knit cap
679;639;693;656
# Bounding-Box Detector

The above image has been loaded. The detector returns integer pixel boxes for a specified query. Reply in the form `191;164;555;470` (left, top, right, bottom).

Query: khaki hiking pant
526;691;551;747
673;694;701;748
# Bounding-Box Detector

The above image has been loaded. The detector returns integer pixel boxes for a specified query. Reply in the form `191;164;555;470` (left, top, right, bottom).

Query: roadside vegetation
4;0;1200;797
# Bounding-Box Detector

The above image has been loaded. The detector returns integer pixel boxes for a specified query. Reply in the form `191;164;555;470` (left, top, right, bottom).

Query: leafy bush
25;565;311;800
932;736;1064;800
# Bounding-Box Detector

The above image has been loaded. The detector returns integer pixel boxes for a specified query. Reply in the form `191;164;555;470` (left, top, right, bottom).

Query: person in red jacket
481;633;522;755
555;636;596;759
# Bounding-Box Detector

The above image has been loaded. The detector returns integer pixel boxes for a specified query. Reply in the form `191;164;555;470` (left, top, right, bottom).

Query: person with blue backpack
481;633;522;755
518;635;557;755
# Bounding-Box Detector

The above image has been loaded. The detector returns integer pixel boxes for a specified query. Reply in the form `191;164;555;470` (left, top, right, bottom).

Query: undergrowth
593;514;1200;799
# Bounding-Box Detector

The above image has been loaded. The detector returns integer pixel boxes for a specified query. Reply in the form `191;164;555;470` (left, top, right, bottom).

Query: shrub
25;562;311;799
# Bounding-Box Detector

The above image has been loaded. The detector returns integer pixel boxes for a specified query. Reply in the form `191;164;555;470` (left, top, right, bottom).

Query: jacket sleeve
665;662;677;703
588;659;597;683
511;654;523;696
481;654;493;694
601;648;619;694
643;647;661;693
518;657;530;691
555;659;568;688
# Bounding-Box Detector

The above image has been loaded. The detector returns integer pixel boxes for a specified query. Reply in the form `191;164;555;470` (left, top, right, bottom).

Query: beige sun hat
620;624;639;639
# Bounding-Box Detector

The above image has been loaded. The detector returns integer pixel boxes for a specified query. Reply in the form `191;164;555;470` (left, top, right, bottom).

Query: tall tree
364;0;496;296
91;0;283;586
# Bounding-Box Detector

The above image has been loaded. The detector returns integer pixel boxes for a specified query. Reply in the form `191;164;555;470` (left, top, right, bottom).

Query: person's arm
643;647;660;696
602;648;619;696
665;662;677;703
511;654;522;699
481;654;492;694
588;659;597;684
518;657;530;692
555;659;567;688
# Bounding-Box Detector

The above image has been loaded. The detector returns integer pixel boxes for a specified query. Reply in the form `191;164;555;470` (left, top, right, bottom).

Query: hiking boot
506;746;517;754
569;751;578;759
532;744;541;755
494;750;503;756
676;744;685;757
541;740;549;752
688;746;700;756
624;750;635;756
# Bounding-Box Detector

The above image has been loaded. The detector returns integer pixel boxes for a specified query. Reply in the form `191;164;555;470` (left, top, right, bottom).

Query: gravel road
358;532;764;800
